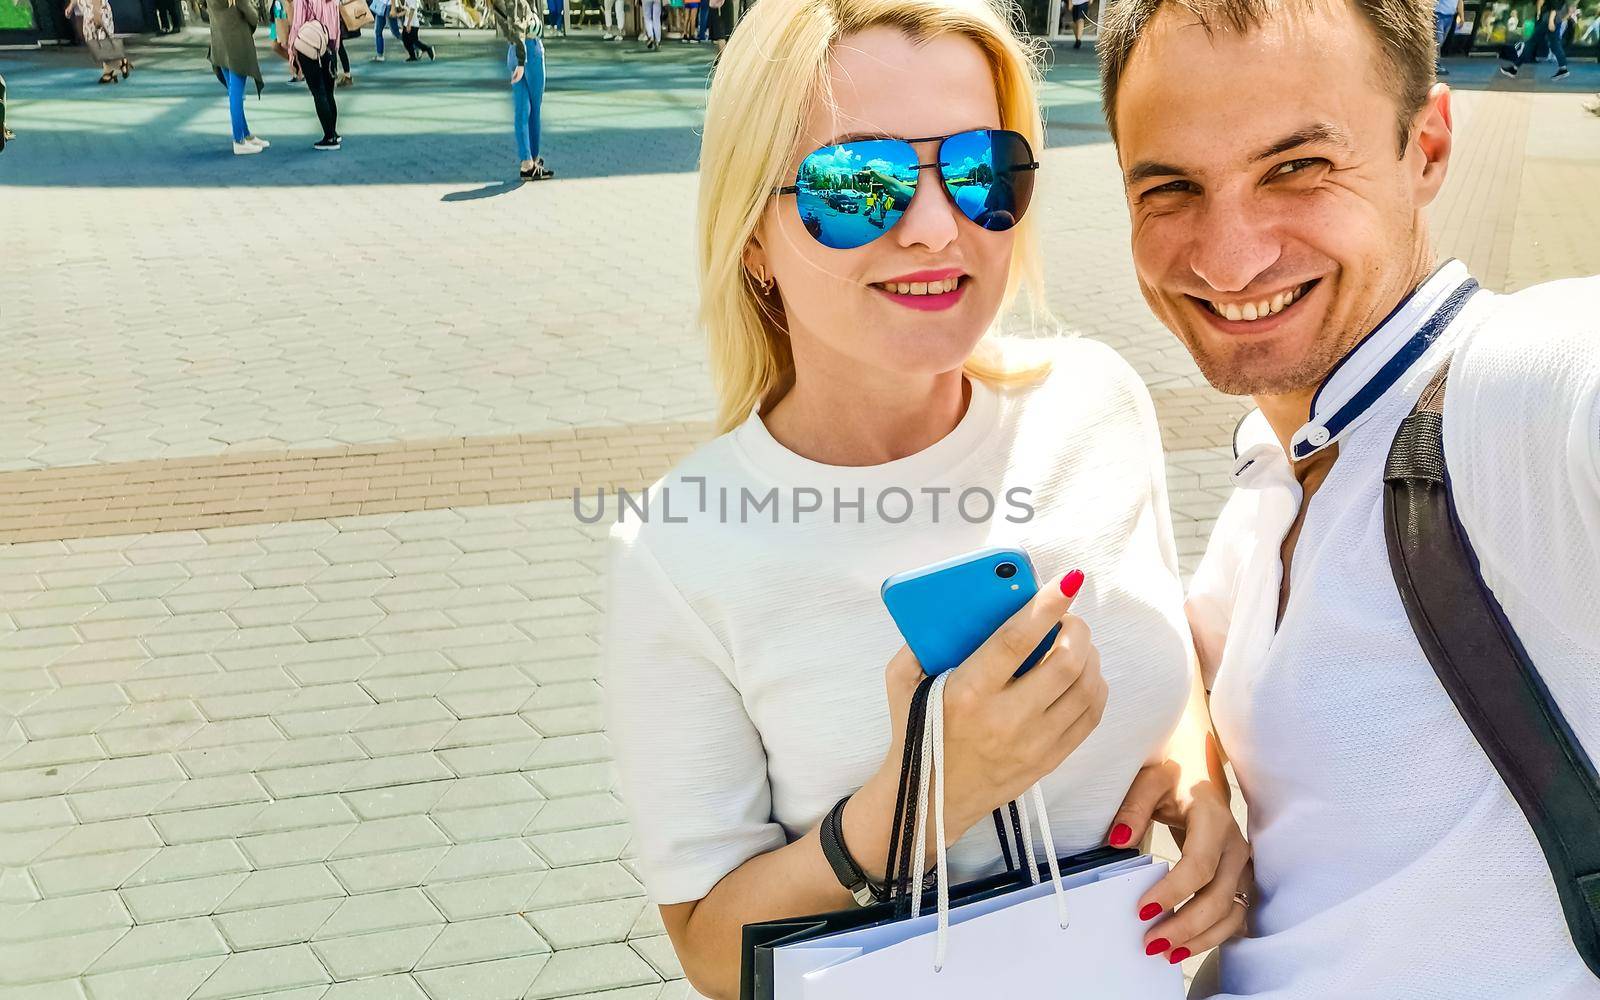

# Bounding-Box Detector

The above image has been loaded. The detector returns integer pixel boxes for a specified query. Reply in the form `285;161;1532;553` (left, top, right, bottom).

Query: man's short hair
1097;0;1437;153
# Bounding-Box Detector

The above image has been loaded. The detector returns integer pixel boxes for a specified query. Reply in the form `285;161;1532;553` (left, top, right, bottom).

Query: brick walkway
2;29;1598;1000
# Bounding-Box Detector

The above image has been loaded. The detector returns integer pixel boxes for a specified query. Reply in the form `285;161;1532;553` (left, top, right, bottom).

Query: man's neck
1253;248;1437;483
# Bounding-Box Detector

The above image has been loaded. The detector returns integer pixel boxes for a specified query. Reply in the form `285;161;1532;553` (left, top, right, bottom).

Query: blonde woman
600;1;1253;996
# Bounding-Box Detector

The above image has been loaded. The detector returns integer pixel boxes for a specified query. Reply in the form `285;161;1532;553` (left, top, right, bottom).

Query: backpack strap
1383;361;1600;980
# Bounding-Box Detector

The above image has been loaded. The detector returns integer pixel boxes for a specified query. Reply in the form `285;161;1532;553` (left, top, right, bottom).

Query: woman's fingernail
1060;569;1085;598
1109;823;1132;847
1169;947;1192;964
1139;902;1162;921
1145;938;1170;956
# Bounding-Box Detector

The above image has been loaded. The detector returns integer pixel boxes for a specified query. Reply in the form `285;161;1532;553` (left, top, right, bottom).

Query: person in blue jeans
694;0;709;40
369;0;405;60
488;0;554;180
1432;0;1460;75
1500;0;1572;79
547;0;565;35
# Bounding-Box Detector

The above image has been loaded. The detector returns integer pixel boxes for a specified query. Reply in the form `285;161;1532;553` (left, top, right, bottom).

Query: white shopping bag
774;672;1186;1000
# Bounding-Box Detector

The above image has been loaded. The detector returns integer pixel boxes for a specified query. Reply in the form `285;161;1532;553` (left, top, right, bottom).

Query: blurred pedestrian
547;0;565;35
639;0;659;48
289;0;343;148
486;0;553;180
601;0;624;40
397;0;434;59
1064;0;1089;49
0;73;10;151
1434;0;1461;75
336;33;354;84
66;0;130;84
706;0;729;53
1500;0;1572;79
369;0;403;60
207;0;266;153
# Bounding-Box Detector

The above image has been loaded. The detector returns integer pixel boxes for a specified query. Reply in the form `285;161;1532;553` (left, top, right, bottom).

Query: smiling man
1097;0;1600;997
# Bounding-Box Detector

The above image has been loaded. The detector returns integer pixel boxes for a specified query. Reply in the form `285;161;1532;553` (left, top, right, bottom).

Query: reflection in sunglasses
783;130;1037;250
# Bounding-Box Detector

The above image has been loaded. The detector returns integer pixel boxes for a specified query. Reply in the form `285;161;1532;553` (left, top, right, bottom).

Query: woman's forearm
1166;653;1229;802
666;762;934;1000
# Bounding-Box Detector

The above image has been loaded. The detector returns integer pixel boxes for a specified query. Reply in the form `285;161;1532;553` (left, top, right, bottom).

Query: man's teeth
884;276;961;295
1209;283;1308;322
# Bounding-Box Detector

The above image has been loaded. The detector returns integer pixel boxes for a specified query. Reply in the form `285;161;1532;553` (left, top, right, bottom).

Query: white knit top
601;336;1194;906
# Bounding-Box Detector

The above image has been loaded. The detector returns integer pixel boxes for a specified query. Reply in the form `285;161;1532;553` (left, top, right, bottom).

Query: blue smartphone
880;545;1061;678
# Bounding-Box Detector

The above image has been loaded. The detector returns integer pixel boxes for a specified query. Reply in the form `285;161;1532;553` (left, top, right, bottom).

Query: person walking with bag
289;0;343;149
600;2;1254;997
66;0;130;84
486;0;553;180
207;0;266;153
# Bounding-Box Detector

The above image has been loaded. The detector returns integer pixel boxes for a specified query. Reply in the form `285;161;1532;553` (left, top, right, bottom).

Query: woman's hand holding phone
880;569;1106;847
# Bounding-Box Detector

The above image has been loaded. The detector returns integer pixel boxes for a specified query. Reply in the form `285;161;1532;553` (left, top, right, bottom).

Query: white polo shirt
1189;261;1600;999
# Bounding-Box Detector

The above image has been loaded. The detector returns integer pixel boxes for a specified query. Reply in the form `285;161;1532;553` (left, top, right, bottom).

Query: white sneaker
373;53;386;62
245;135;270;149
232;140;263;155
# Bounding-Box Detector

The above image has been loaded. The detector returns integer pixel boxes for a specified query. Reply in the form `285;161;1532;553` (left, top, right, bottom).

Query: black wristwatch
820;794;885;907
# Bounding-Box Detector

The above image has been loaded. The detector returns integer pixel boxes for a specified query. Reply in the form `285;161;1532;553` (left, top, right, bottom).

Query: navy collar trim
1289;263;1479;461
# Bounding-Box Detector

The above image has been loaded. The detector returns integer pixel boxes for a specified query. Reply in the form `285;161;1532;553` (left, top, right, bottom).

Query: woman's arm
660;753;909;1000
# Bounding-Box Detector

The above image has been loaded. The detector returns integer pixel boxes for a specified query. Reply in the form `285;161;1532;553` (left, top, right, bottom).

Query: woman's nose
893;167;961;254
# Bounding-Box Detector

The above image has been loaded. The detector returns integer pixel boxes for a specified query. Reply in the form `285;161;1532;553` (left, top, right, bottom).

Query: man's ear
1411;83;1454;209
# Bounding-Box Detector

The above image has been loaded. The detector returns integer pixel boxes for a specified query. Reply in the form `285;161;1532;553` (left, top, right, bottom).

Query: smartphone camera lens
995;562;1017;580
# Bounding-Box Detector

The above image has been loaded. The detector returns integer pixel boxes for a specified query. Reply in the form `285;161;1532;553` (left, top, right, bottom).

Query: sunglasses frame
772;129;1040;247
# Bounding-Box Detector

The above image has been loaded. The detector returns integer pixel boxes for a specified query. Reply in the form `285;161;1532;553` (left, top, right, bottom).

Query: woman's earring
755;266;776;295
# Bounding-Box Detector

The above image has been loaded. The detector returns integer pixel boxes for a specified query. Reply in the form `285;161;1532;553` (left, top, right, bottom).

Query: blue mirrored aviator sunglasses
774;128;1040;251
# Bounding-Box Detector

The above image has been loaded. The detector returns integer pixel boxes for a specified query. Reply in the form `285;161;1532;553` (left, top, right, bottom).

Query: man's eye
1142;180;1197;198
1271;158;1326;179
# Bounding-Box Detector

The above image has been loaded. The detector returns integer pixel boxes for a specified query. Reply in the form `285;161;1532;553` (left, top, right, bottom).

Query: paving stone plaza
1;24;1598;1000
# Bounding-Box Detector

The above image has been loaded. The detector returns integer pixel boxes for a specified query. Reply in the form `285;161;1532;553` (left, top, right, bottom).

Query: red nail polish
1109;823;1132;847
1060;570;1085;598
1169;947;1191;964
1146;938;1170;957
1140;902;1162;921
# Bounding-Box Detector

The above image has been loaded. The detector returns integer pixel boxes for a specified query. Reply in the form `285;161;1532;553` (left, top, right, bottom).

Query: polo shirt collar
1289;260;1479;461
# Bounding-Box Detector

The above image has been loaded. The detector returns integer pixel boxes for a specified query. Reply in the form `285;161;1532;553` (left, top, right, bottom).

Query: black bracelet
820;794;886;907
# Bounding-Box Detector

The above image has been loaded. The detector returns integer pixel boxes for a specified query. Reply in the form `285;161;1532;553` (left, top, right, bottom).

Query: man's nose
1186;199;1282;295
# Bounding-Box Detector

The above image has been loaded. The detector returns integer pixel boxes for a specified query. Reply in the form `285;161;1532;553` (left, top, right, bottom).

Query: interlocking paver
81;957;227;1000
189;943;332;1000
312;924;447;981
524;899;649;951
83;916;229;974
213;898;345;952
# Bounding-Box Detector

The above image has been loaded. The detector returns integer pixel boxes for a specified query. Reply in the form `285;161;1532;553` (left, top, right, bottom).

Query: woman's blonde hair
696;0;1055;434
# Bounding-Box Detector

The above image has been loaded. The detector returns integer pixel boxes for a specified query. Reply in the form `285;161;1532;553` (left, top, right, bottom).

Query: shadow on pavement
440;177;526;201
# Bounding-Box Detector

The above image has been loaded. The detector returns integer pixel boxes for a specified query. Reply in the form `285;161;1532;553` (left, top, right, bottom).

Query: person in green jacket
208;0;268;154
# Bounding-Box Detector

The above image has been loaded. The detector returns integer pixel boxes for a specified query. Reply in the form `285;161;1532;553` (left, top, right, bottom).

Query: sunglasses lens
793;139;918;250
941;129;1035;233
